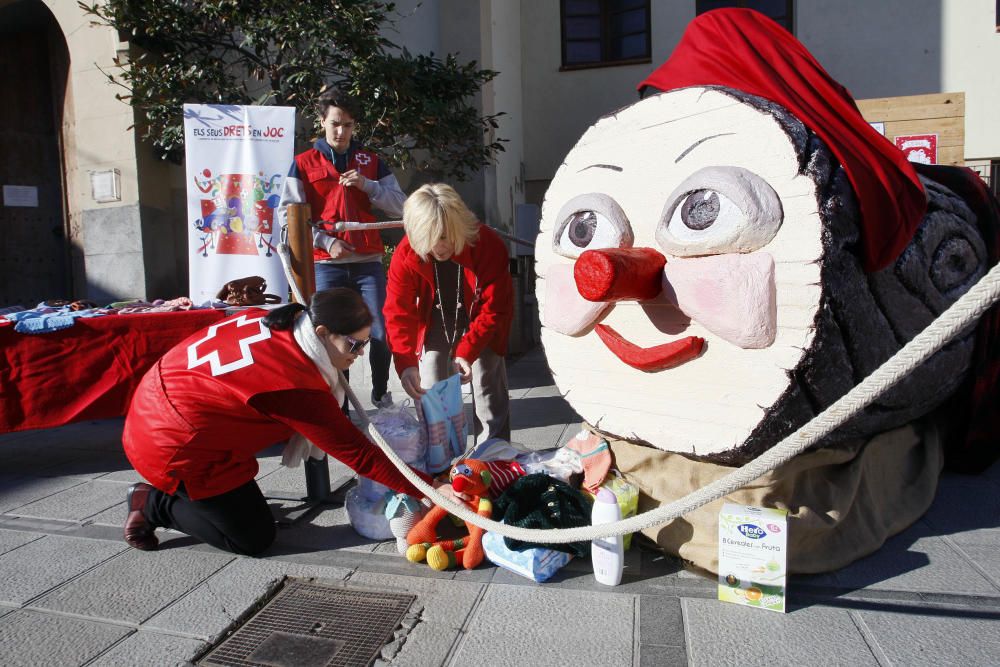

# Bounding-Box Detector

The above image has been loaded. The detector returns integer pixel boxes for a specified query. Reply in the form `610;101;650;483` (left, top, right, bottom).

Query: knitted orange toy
406;459;493;570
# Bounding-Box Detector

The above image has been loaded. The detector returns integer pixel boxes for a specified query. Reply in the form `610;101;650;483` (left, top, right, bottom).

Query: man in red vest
278;91;405;408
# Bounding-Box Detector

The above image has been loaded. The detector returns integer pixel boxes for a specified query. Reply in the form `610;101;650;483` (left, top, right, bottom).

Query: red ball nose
574;247;666;302
452;476;469;493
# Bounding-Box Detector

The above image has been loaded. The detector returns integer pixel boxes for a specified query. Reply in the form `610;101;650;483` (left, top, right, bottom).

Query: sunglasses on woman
344;334;370;355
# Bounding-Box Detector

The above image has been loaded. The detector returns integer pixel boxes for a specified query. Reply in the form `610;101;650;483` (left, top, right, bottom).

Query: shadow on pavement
788;462;1000;613
509;394;581;429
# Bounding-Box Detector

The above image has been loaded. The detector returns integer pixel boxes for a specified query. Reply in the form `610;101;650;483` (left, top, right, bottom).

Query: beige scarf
280;312;347;467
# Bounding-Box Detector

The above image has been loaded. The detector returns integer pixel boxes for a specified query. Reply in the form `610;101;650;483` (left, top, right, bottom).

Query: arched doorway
0;0;71;307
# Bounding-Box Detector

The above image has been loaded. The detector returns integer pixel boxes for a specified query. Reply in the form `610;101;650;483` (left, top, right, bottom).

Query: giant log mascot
536;8;1000;573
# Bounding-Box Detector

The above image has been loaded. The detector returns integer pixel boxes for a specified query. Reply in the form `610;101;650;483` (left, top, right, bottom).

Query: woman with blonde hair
384;183;513;445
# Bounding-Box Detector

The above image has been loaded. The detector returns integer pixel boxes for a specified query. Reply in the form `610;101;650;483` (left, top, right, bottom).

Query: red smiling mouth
594;324;704;372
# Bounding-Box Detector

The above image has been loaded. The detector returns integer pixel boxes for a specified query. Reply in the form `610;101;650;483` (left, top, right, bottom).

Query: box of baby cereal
718;503;787;613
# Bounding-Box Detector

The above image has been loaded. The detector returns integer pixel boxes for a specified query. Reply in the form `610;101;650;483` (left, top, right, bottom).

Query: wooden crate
856;92;965;166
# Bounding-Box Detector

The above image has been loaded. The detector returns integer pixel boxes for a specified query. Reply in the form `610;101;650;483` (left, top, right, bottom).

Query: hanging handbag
215;276;282;306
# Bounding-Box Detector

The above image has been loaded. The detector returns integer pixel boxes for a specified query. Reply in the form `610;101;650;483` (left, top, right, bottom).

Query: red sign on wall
894;134;938;165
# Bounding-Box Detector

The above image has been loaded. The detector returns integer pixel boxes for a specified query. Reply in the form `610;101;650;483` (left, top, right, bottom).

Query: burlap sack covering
607;421;944;574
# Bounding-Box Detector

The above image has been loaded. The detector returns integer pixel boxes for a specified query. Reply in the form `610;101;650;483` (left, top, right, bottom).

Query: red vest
123;310;328;499
294;147;384;259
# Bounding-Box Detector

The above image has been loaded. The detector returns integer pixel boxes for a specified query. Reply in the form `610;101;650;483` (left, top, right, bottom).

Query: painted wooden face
536;87;824;457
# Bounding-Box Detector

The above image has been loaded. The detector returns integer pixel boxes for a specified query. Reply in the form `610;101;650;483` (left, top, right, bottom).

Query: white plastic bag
370;402;426;463
357;400;427;503
466;437;529;462
515;447;583;484
345;487;394;540
357;476;394;503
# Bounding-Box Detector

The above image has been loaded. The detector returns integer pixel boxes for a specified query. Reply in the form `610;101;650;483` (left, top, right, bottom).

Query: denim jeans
315;260;391;399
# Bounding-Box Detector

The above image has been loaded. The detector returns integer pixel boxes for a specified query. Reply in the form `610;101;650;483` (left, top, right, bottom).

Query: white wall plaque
3;185;39;208
90;168;121;203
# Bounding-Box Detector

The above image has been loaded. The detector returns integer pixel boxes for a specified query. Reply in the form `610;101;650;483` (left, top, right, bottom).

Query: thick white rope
278;223;1000;544
332;219;536;248
276;242;307;306
362;261;1000;544
333;220;404;231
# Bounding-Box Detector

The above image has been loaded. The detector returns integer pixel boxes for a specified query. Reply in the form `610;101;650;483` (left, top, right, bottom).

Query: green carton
718;503;788;613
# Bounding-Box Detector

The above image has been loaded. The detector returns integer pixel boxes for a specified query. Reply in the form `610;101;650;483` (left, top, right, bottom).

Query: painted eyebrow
675;133;735;163
577;163;623;173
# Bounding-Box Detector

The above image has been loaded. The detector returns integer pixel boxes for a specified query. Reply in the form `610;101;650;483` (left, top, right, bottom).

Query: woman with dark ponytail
120;287;435;556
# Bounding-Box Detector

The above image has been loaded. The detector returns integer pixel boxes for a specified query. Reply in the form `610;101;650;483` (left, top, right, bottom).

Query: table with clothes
0;300;228;433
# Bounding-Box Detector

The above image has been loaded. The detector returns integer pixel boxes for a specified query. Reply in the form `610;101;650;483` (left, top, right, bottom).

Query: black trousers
144;480;276;556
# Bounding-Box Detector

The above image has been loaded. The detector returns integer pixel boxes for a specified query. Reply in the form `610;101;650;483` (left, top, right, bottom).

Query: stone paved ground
0;346;998;666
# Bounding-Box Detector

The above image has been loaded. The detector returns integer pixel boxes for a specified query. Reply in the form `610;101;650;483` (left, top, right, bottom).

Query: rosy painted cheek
662;252;777;349
542;263;611;336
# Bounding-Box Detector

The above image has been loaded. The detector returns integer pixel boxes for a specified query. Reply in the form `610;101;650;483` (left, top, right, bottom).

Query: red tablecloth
0;310;228;433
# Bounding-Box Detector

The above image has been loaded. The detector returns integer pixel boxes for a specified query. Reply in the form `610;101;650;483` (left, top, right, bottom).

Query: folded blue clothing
421;374;467;473
15;313;77;334
8;305;107;334
483;529;573;582
3;309;49;323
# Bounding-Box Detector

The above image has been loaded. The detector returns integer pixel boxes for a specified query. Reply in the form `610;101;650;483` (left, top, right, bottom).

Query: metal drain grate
199;579;417;667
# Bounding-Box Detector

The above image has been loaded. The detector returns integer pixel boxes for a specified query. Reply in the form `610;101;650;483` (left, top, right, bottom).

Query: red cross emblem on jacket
186;315;272;376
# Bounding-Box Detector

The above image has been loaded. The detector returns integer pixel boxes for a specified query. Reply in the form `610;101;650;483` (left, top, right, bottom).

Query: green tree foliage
79;0;504;178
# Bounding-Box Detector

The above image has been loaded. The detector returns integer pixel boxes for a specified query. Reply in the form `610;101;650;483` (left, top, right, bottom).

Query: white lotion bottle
591;488;624;586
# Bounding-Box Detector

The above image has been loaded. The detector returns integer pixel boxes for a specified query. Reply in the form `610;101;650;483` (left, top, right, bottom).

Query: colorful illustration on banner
191;168;283;257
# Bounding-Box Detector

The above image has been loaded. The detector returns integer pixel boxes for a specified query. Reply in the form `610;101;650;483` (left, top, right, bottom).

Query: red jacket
123;309;429;500
294;145;383;258
385;225;513;373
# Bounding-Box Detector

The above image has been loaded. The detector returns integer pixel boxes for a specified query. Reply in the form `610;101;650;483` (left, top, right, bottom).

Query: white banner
184;104;294;303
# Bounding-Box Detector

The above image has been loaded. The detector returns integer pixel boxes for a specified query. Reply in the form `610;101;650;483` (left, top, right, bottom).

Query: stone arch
0;0;73;304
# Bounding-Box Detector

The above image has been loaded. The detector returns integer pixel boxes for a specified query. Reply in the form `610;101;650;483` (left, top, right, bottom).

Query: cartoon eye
552;193;633;259
676;190;729;230
452;464;471;478
565;211;599;247
655;166;782;256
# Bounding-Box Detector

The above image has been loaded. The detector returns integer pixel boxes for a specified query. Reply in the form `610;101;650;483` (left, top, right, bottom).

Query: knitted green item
108;299;143;309
491;473;591;556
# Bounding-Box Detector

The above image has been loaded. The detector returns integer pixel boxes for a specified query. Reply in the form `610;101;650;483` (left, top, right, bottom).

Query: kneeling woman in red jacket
122;287;433;555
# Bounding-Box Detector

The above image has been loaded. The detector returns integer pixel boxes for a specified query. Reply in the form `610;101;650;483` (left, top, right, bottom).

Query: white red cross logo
187;315;271;376
354;152;371;166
